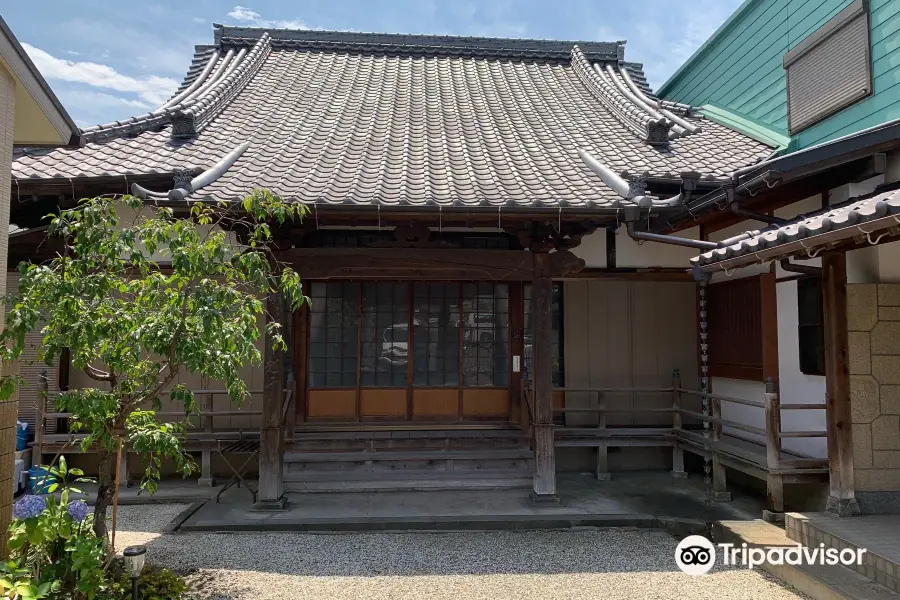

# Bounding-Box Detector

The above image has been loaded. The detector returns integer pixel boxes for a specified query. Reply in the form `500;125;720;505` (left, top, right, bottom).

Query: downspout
730;204;790;225
625;222;721;249
780;258;822;276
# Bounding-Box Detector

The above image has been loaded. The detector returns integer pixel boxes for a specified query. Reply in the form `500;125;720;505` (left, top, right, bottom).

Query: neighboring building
659;0;899;153
0;16;77;550
657;0;900;516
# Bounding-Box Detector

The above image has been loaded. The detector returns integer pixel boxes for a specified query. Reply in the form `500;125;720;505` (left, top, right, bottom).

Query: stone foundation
848;284;900;508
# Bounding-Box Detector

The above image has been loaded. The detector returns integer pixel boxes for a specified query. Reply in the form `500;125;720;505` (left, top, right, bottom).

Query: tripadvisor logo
675;535;867;576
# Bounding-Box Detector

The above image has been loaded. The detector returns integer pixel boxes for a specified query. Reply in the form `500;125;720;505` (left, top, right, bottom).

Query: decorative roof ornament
131;142;251;202
579;148;683;208
172;169;194;193
570;46;672;146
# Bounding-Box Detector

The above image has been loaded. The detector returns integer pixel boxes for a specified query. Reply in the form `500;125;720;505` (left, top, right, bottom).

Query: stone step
284;469;533;493
714;520;900;600
284;449;534;463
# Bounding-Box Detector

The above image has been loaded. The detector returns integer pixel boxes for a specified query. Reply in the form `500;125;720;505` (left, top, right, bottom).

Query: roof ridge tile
569;46;671;146
172;33;272;139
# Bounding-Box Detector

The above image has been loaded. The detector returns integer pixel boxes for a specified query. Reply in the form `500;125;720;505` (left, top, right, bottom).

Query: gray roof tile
692;186;900;268
13;27;773;208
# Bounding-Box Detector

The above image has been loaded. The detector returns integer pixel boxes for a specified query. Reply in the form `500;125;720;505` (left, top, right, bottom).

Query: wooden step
284;449;533;463
291;428;526;441
284;469;533;493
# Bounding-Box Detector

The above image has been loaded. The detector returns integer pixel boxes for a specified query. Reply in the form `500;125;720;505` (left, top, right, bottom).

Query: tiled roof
13;26;773;209
692;186;900;269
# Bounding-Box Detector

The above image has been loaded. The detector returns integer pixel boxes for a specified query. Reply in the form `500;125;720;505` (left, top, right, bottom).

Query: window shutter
784;0;871;134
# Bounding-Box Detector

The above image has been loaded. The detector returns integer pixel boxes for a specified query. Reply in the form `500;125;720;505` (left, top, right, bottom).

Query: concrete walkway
179;471;765;532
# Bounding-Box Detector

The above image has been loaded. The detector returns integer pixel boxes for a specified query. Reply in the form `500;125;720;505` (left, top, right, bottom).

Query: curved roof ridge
172;33;271;138
615;65;701;136
570;45;670;146
215;24;623;61
165;45;219;104
80;34;270;143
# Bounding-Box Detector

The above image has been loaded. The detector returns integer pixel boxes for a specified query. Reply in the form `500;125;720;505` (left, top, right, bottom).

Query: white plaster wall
614;226;700;268
775;279;827;457
711;377;767;445
570;228;606;268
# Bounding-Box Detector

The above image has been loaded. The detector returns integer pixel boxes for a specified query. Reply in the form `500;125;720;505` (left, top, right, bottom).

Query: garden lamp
123;545;147;600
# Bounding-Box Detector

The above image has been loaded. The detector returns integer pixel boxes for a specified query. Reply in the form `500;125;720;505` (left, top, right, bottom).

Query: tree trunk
93;449;114;540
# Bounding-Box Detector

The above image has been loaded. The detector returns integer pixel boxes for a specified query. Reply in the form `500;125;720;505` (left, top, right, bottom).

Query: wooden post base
671;470;688;480
528;490;560;505
252;496;287;511
532;424;556;497
826;496;860;517
710;491;732;502
197;478;216;487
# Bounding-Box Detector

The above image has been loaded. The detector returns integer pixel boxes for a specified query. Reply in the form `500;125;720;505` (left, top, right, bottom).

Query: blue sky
5;0;743;127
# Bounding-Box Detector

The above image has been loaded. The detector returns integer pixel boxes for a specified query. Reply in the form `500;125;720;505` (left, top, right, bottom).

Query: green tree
0;191;307;540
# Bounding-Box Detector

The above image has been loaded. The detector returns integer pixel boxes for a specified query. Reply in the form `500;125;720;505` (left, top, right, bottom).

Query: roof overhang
0;16;78;146
691;186;900;274
655;117;900;233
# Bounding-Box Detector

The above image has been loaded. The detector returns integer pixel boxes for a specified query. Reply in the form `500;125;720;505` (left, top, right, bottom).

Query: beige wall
0;64;16;552
563;280;699;432
570;226;702;269
847;284;900;493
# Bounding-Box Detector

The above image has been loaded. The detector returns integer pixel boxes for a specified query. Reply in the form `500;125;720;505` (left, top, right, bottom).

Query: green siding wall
659;0;900;151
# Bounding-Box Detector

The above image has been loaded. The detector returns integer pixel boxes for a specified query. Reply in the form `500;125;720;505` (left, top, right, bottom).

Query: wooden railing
32;371;289;486
547;370;829;511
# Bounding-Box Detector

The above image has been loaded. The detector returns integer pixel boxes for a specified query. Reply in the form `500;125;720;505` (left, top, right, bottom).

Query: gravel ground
113;504;807;600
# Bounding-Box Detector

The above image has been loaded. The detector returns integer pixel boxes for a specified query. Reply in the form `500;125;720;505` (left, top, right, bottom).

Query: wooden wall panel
307;390;356;419
561;281;595;427
462;389;509;417
360;388;406;418
413;389;459;419
564;280;700;427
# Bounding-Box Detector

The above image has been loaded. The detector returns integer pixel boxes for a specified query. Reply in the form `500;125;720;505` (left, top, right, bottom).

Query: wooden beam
822;252;860;516
530;253;558;502
282;248;536;280
254;292;287;511
558;268;691;281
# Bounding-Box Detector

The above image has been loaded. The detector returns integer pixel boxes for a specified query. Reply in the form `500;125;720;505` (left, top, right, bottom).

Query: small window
797;277;825;376
784;0;871;134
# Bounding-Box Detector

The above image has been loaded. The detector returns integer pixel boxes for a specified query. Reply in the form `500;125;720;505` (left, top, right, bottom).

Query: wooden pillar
671;369;687;479
530;253;558;503
254;292;287;511
822;252;860;517
710;392;731;501
764;377;784;513
198;377;215;487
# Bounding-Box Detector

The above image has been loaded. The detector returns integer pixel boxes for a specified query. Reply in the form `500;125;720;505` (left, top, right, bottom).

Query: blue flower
67;500;90;523
12;495;46;520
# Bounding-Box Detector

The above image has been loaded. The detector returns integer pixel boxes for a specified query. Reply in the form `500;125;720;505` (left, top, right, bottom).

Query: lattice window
462;283;510;387
308;282;359;388
359;283;409;387
413;283;460;387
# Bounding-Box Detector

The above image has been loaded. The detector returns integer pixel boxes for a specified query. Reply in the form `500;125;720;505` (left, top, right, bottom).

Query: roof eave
0;16;79;145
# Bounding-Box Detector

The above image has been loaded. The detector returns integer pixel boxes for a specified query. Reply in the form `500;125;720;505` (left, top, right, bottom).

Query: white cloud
192;17;206;24
227;5;309;30
22;43;178;107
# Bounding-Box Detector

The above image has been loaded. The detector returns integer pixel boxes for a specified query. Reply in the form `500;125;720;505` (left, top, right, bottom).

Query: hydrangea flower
12;495;46;520
67;500;90;523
